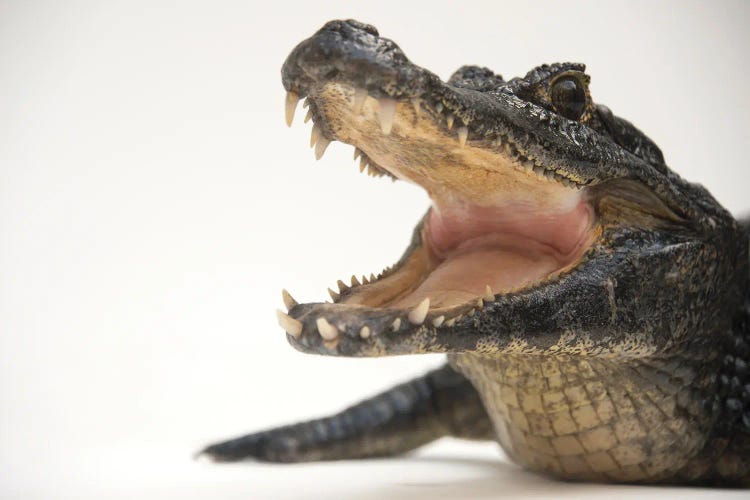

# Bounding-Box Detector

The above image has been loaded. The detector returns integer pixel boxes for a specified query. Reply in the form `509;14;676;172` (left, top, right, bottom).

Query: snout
281;19;431;99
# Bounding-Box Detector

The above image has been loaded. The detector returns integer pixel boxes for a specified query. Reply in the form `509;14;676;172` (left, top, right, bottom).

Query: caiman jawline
278;82;597;345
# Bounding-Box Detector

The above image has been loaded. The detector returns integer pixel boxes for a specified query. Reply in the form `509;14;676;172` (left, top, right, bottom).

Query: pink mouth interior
393;199;594;309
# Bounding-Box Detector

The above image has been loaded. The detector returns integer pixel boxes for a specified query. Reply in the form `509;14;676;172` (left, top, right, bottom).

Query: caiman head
276;20;746;358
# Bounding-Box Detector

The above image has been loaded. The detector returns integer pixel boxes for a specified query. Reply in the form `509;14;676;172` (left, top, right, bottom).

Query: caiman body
202;20;750;486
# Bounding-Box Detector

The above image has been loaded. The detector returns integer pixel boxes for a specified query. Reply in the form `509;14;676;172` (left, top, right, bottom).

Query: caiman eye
550;76;586;120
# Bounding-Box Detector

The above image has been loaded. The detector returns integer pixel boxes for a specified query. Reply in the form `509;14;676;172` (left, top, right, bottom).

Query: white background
2;1;749;498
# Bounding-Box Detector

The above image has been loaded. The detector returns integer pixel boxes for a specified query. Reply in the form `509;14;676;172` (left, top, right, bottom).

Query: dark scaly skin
201;20;750;486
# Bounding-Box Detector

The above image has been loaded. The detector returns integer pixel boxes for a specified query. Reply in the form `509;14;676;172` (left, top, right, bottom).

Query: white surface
1;440;744;499
1;1;749;498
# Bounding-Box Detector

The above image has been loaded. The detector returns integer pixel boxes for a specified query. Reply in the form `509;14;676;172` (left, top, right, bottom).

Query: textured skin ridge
710;295;750;481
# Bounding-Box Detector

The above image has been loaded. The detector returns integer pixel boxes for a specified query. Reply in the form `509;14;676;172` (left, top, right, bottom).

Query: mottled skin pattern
201;20;750;486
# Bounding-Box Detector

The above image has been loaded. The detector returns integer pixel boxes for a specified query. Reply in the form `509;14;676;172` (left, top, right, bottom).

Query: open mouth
280;84;596;345
275;20;600;354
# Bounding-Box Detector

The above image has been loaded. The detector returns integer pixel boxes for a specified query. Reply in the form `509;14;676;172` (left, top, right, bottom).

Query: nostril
345;19;379;37
320;19;380;37
282;20;415;101
319;19;379;38
319;19;345;32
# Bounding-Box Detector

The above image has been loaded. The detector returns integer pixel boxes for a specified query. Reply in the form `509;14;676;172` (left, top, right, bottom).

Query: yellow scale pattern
453;353;710;483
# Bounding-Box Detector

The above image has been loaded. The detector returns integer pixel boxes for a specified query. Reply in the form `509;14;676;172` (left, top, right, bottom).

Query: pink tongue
394;200;592;309
394;246;561;309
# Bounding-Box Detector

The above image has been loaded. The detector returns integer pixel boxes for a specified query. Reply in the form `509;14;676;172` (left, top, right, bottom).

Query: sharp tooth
522;159;534;171
432;315;445;327
391;318;402;331
281;289;298;311
408;298;430;325
446;115;454;130
304;108;312;123
314;137;330;160
353;148;362;160
285;91;299;127
353;87;368;113
359;157;367;173
377;98;397;135
369;273;376;282
533;166;546;178
476;298;484;308
457;126;468;147
316;317;339;340
411;98;421;117
303;97;310;108
327;287;340;301
484;285;494;301
445;318;457;327
359;326;371;339
310;124;321;148
361;275;369;284
337;279;349;292
276;309;302;338
351;275;361;287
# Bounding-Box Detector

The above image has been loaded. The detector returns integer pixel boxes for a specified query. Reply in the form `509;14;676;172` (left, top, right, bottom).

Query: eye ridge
550;76;587;121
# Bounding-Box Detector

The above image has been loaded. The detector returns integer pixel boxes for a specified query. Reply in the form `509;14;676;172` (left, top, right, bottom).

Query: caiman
200;20;750;486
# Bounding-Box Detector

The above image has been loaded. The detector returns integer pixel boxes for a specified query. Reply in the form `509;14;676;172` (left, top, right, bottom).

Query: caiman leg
199;363;494;462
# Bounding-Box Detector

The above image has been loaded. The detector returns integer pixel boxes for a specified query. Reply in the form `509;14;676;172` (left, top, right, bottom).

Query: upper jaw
283;19;590;210
282;19;707;231
309;81;586;210
283;19;619;189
